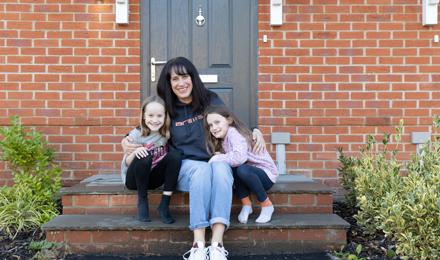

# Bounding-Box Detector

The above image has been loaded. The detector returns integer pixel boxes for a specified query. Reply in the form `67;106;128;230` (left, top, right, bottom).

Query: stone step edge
60;181;333;196
43;213;349;232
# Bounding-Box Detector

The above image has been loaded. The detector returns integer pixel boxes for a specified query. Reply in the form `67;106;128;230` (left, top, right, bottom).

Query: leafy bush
379;122;440;259
338;119;440;259
353;133;403;235
0;116;61;238
339;124;403;234
337;147;359;208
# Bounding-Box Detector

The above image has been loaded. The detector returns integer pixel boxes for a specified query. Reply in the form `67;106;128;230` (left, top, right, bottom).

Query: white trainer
182;241;208;260
207;242;229;260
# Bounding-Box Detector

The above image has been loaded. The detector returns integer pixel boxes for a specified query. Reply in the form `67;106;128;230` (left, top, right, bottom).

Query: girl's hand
121;136;142;155
252;128;266;154
208;154;220;163
134;147;149;159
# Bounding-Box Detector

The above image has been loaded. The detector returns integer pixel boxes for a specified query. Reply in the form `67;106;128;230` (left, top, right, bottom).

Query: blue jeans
176;159;233;230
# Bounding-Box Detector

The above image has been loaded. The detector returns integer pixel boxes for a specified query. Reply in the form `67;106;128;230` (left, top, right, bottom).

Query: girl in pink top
204;106;278;224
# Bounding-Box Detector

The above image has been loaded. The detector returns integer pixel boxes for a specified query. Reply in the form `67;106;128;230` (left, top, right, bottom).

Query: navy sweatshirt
169;91;224;161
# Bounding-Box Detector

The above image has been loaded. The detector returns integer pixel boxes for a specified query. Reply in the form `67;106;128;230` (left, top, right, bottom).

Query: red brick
46;231;65;243
270;194;289;205
62;196;73;207
251;229;289;241
34;4;59;12
75;153;99;161
74;195;109;207
130;231;171;242
62;208;86;215
324;229;347;241
223;230;250;241
317;194;333;206
110;195;137;206
65;231;92;243
92;231;130;243
365;117;391;126
289;229;327;241
290;194;315;205
61;4;86;12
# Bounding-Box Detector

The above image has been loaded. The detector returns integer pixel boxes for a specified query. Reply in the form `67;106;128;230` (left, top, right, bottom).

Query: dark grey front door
141;0;258;127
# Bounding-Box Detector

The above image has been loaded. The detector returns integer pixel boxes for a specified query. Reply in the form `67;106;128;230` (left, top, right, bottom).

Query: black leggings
125;150;181;195
233;163;274;202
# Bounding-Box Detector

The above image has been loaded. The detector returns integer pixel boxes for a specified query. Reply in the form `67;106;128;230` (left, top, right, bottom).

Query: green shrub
343;124;403;235
338;118;440;259
0;116;61;238
379;124;440;259
352;133;403;234
337;147;359;208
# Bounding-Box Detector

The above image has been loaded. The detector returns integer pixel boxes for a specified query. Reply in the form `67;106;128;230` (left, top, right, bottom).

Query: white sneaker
208;242;229;260
182;241;208;260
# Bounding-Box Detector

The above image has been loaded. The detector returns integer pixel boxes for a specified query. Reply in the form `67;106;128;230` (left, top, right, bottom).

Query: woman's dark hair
139;95;170;139
157;57;212;117
203;105;253;155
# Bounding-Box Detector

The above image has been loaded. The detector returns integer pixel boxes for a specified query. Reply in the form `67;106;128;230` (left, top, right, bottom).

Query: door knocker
195;7;205;27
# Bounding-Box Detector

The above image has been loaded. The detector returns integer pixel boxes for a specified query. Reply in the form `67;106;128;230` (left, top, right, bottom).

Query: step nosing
61;190;333;195
62;177;334;195
61;187;334;195
43;214;350;231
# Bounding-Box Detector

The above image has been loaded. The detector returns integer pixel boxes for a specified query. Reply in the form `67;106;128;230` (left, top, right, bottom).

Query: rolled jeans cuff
210;217;230;230
190;221;210;231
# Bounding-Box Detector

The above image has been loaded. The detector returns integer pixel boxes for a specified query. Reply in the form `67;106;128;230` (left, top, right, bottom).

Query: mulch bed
0;229;44;260
1;203;400;259
333;202;400;260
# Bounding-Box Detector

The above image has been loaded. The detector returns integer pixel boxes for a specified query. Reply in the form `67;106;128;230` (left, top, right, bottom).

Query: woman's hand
252;128;266;154
134;146;149;159
121;136;142;155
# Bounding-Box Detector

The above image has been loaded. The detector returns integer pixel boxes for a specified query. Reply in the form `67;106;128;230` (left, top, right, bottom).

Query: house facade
1;0;439;197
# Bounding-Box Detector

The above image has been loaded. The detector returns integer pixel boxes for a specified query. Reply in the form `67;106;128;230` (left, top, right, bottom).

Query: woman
122;57;265;260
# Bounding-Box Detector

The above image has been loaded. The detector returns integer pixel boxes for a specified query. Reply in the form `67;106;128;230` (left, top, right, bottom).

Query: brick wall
1;0;440;193
258;0;440;192
0;0;141;185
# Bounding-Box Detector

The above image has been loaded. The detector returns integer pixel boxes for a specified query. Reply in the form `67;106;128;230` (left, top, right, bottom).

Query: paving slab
43;214;349;231
62;174;331;195
66;253;332;259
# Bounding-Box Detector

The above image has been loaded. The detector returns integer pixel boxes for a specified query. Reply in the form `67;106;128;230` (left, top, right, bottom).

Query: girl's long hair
203;106;253;155
157;57;212;118
139;95;170;139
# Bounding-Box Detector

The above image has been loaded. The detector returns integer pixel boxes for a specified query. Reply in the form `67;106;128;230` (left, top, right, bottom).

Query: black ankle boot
137;196;151;222
157;194;175;224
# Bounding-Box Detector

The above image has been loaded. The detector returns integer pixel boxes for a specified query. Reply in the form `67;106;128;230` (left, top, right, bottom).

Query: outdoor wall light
270;0;283;26
115;0;129;24
423;0;439;26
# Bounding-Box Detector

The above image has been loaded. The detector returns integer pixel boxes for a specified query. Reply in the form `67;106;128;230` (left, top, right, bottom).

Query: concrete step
61;174;334;216
43;213;349;256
